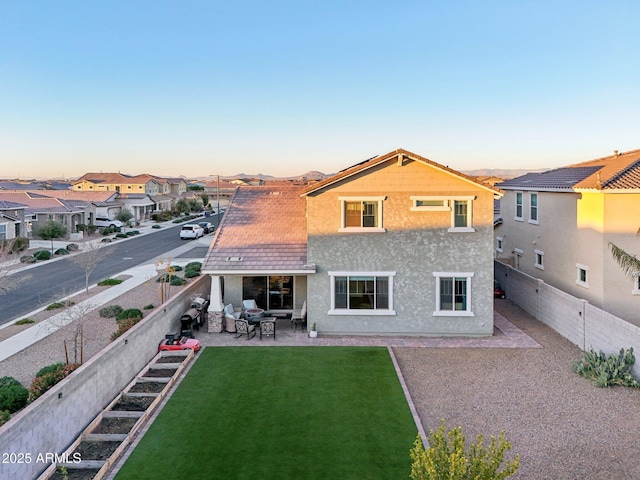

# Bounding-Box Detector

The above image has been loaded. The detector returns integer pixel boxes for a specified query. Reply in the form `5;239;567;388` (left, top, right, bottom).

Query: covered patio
202;185;315;329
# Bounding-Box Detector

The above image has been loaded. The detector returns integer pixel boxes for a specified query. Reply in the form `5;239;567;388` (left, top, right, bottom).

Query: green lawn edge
115;346;417;480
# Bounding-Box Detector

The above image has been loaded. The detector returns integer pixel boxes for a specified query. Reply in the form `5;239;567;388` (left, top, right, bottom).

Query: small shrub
573;348;640;388
33;250;52;261
100;227;113;236
45;300;75;310
29;363;80;402
115;233;127;238
15;318;35;325
171;265;183;272
98;278;123;286
35;362;66;378
66;243;79;251
75;224;86;232
185;261;202;271
0;377;29;413
54;248;70;255
184;269;201;278
127;230;140;235
152;224;161;229
111;317;141;340
116;308;143;322
19;255;36;264
170;276;187;286
101;238;112;243
0;410;10;427
409;420;519;480
156;273;171;283
99;305;123;318
143;304;155;310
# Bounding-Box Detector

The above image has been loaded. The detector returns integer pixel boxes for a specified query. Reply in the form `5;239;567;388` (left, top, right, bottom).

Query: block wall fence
495;261;640;378
0;276;210;480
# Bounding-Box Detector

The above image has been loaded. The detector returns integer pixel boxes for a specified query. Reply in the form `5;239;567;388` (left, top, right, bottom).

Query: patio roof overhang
202;266;317;276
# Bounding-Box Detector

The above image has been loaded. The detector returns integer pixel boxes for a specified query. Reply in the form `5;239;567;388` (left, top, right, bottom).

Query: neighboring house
0;192;84;236
35;190;122;226
203;148;501;336
495;148;640;323
0;200;28;240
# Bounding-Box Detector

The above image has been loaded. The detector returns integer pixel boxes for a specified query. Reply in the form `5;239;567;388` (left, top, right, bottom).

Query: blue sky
1;1;639;179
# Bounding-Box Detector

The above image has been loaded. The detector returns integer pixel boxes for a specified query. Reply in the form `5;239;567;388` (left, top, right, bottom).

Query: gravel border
393;300;640;480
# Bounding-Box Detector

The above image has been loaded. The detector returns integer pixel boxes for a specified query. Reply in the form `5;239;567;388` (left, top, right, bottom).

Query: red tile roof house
203;149;502;336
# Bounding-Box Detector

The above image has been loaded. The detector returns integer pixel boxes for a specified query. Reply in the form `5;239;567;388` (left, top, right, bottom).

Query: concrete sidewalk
0;234;211;362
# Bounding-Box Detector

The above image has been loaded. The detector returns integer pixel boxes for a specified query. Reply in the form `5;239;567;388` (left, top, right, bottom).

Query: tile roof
202;186;312;274
300;148;502;196
0;192;82;214
498;149;640;191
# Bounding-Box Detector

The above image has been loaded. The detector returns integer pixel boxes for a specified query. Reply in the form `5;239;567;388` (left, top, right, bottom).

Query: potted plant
309;322;318;338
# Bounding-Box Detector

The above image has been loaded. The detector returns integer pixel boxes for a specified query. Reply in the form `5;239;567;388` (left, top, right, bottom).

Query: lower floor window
329;271;395;315
433;272;474;316
242;275;293;310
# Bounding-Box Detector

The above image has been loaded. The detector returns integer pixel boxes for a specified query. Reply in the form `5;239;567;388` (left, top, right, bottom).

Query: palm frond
609;242;640;278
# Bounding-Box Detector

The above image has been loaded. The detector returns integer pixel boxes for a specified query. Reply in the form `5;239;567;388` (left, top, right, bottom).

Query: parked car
180;224;204;239
158;333;201;352
94;217;123;228
198;221;214;234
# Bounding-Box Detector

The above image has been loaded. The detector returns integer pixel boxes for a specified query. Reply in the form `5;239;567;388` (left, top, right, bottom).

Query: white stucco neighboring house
495;148;640;323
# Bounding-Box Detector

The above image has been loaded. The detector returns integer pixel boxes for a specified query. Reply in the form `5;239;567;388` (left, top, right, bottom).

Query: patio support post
207;275;225;333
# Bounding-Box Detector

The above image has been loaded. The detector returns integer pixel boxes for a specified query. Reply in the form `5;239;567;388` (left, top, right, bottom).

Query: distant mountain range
200;168;548;182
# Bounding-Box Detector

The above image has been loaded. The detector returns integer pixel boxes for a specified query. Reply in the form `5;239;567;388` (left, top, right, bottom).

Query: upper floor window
515;192;523;221
529;193;539;224
339;197;386;232
410;196;476;233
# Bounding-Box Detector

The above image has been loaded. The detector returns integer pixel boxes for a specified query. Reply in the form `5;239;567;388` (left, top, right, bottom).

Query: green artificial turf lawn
114;347;417;480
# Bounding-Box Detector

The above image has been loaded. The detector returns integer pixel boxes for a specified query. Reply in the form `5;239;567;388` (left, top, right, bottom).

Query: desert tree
34;220;67;254
67;241;110;294
116;207;134;227
0;238;31;295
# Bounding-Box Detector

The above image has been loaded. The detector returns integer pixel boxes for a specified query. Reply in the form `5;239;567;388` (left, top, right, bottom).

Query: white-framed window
410;196;475;232
529;192;539;224
633;274;640;295
328;271;396;315
433;272;474;316
0;223;6;241
576;263;589;288
496;236;503;253
339;197;386;232
534;249;544;270
410;197;450;211
515;192;523;221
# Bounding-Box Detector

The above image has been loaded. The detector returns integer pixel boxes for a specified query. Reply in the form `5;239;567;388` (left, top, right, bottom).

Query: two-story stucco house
495;148;640;323
204;149;500;336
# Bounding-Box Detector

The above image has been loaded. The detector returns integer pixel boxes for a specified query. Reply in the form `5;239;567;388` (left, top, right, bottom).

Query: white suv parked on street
180;224;204;239
94;217;124;228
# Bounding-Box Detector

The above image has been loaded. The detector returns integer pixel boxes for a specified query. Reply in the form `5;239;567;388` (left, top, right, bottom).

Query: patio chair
260;318;276;340
223;304;241;333
242;299;258;311
235;319;256;340
291;300;307;332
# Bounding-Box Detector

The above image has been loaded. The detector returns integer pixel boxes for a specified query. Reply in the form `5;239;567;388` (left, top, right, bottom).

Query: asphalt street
1;222;211;325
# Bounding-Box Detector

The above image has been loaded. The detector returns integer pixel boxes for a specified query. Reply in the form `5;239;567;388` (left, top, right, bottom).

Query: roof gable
300;148;501;197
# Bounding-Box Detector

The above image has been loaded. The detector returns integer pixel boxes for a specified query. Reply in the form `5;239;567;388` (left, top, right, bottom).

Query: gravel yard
394;300;640;480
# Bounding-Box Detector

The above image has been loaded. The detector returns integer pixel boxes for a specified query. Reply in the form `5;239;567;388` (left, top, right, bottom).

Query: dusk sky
2;1;639;179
